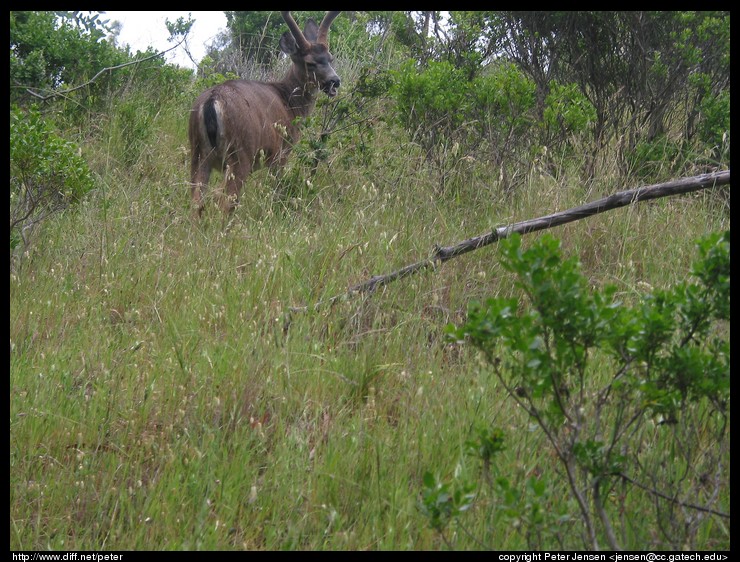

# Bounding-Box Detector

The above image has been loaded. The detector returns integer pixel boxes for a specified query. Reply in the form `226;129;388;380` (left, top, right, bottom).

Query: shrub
542;81;596;140
440;231;730;550
10;105;95;254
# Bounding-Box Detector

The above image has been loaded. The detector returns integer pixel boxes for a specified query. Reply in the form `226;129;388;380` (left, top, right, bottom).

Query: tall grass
9;54;730;550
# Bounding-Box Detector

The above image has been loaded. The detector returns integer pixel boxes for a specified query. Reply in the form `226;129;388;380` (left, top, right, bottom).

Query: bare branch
23;34;189;102
289;170;730;313
618;472;730;519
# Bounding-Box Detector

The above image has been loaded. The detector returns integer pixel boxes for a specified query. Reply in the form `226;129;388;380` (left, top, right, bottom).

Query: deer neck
281;66;319;118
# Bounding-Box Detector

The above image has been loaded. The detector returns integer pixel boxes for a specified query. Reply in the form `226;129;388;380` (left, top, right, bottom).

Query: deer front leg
220;166;243;216
219;161;249;216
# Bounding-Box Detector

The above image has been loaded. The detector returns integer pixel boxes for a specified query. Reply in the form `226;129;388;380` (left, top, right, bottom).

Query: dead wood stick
290;170;730;314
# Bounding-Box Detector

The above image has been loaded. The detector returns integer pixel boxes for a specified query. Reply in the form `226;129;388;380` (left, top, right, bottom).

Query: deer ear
303;19;318;42
279;31;298;55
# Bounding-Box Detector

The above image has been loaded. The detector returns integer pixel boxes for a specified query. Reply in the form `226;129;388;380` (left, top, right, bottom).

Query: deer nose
324;77;340;97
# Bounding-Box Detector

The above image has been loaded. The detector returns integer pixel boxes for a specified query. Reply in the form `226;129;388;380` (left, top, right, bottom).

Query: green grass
9;86;730;550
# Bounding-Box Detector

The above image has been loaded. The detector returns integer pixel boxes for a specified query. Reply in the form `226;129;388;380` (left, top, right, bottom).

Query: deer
188;11;341;217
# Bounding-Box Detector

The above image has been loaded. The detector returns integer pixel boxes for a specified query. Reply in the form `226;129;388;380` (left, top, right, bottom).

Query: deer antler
317;11;341;46
281;11;311;50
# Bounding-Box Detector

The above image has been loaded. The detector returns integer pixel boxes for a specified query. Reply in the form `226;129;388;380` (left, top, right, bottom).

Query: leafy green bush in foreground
435;231;730;550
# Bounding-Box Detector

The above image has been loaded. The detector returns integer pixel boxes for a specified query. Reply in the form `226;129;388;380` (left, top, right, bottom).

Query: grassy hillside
10;56;730;550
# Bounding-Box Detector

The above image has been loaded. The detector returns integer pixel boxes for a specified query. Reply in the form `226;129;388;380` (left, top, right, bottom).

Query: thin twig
618;472;730;519
23;35;189;102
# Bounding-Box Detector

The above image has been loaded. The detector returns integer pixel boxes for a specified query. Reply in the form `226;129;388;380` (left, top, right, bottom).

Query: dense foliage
446;232;729;549
9;10;194;254
9;10;730;551
10;105;95;252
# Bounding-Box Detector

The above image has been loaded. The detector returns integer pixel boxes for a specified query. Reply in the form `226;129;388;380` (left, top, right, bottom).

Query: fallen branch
290;170;730;313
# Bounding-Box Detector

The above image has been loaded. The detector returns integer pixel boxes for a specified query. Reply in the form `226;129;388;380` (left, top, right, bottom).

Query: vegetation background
10;11;730;551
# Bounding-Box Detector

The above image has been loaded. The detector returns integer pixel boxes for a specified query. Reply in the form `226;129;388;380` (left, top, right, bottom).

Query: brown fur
188;11;341;216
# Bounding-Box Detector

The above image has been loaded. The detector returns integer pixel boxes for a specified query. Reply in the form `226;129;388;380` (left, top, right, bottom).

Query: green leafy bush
443;231;729;550
542;81;596;138
418;471;475;546
390;59;468;154
10;105;95;252
697;89;730;161
471;63;537;159
390;60;538;192
10;11;127;106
